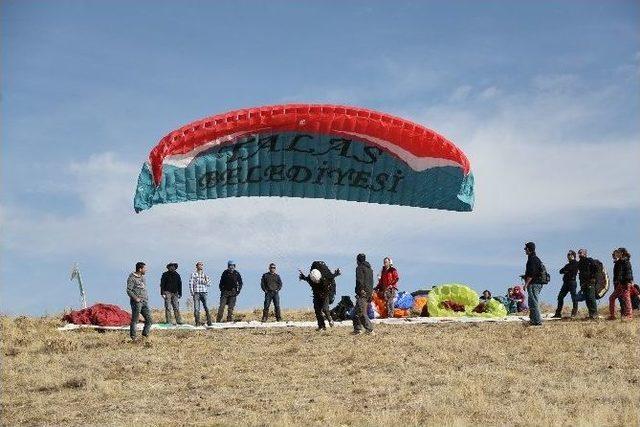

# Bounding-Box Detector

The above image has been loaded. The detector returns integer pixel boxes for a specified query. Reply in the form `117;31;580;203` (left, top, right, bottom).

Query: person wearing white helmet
299;261;340;331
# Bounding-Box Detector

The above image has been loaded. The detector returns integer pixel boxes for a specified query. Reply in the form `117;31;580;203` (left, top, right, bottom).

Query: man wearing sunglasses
261;263;283;322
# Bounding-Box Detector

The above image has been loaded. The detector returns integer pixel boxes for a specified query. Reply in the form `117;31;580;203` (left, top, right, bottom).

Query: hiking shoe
365;330;375;335
607;316;617;321
328;320;334;327
261;318;267;323
622;316;633;322
551;313;562;319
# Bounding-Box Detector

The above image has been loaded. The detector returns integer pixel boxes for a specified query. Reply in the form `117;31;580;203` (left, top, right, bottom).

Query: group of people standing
126;260;245;339
521;242;636;326
125;255;400;339
124;242;635;339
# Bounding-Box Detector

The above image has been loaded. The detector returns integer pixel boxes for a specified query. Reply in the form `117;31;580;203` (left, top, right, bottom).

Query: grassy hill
2;309;638;426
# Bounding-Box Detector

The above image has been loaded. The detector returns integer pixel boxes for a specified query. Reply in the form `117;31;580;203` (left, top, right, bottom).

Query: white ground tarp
58;314;560;331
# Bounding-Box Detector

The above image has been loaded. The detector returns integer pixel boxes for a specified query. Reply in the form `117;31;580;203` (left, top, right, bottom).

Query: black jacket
261;272;282;292
577;257;594;284
355;260;374;298
160;270;182;297
219;270;243;294
614;259;634;284
559;260;578;283
524;253;542;283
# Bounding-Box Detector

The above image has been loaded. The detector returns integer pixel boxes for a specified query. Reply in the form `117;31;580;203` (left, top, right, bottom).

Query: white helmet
309;269;322;284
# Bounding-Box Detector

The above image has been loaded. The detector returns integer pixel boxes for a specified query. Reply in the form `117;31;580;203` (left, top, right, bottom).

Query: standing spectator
609;248;634;321
299;261;340;330
217;260;243;323
189;261;212;326
553;250;579;318
126;262;152;340
522;242;543;326
353;253;374;335
577;249;598;319
261;263;283;322
160;263;183;325
377;257;399;318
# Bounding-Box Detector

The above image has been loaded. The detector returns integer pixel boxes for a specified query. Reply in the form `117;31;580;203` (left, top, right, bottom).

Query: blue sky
2;1;639;315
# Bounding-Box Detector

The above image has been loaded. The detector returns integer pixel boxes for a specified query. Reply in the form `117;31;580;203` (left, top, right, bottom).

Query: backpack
538;261;551;284
591;259;609;299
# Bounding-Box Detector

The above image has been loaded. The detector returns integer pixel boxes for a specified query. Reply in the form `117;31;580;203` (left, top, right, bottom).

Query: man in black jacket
353;253;374;334
217;260;243;322
299;261;340;330
553;250;579;318
160;263;183;325
522;242;543;326
261;263;283;322
577;249;598;319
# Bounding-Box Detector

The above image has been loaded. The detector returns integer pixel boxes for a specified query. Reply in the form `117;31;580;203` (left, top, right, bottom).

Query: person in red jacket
376;257;399;318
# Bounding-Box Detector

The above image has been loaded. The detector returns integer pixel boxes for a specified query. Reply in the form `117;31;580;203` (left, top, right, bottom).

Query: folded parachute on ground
133;104;474;212
426;284;508;318
63;303;132;326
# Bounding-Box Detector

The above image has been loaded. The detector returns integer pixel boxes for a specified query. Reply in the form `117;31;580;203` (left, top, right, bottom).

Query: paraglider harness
309;261;339;304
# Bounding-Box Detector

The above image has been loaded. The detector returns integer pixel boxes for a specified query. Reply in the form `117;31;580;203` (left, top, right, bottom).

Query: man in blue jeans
126;261;153;340
189;261;212;326
522;242;543;326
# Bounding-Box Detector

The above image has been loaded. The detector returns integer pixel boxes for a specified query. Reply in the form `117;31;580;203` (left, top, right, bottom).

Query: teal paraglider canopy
133;104;474;212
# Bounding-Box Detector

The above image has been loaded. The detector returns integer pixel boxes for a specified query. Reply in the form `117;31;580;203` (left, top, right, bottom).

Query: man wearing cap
189;261;212;326
160;262;183;325
217;260;243;322
261;263;283;322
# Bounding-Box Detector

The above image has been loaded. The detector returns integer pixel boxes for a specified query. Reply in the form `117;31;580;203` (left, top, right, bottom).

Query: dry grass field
2;308;639;426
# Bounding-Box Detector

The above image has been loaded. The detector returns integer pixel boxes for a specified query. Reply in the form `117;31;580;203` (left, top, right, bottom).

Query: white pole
70;263;88;309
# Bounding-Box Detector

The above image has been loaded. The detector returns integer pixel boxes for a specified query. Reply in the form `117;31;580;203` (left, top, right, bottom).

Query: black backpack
538;261;551;285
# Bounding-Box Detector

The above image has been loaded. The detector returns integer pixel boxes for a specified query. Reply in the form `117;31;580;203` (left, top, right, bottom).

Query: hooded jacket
355;260;374;298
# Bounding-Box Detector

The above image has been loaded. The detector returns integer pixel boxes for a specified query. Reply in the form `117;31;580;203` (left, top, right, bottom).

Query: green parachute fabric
427;284;508;318
474;298;509;318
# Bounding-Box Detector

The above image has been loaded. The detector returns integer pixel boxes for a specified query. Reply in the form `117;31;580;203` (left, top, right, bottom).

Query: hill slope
2;312;638;426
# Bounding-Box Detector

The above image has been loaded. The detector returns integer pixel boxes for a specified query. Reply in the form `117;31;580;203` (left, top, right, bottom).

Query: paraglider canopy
134;104;474;212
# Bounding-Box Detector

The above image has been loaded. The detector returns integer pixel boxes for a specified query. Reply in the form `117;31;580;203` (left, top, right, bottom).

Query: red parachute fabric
63;303;132;326
147;104;471;186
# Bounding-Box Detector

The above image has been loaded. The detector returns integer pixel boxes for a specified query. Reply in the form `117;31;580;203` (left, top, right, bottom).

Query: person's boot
571;306;578;318
551;309;562;319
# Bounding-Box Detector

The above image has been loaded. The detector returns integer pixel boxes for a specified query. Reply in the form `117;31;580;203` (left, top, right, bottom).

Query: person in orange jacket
376;257;399;318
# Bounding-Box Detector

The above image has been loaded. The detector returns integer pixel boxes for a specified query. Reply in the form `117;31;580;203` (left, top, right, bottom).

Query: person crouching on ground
299;261;340;331
160;262;183;325
189;261;212;326
553;250;579;318
609;248;635;321
127;262;152;340
522;242;543;326
376;257;399;318
353;253;374;335
217;260;243;323
261;263;283;322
